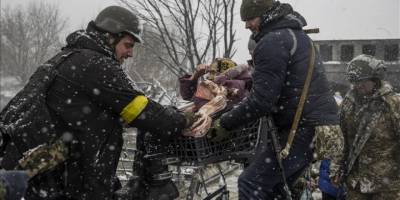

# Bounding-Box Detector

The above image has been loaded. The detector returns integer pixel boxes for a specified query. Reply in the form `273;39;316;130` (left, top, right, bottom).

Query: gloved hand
183;112;198;128
207;118;230;142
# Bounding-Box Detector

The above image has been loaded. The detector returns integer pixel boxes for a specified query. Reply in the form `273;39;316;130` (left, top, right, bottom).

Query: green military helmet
240;0;274;21
95;6;143;43
346;54;386;83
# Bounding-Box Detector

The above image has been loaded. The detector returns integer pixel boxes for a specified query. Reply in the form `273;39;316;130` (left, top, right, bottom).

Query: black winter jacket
24;22;186;200
221;10;338;130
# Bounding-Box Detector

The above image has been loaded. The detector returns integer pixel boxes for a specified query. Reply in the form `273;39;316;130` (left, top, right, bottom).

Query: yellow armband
120;95;149;123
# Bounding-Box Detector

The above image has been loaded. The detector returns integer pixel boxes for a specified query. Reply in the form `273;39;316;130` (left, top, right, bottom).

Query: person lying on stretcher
178;58;252;137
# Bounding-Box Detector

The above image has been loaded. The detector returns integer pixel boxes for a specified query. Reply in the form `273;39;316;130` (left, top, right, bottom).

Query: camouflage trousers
347;186;400;200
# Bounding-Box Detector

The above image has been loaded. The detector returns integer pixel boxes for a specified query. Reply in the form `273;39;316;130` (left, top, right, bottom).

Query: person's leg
238;150;281;200
139;130;180;200
122;129;179;200
238;127;314;200
238;156;312;200
278;127;315;198
285;164;312;199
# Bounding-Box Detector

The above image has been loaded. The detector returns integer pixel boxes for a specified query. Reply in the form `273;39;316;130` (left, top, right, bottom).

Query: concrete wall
314;39;400;93
315;39;400;62
324;62;400;93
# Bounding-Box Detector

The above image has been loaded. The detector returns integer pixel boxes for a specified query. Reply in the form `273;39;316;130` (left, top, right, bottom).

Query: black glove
207;119;230;142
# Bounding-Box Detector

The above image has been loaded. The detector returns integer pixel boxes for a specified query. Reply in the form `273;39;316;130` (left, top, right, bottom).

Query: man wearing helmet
93;5;142;64
340;54;400;199
0;6;189;200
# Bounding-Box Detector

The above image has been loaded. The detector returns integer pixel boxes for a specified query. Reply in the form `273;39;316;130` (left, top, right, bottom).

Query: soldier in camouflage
340;54;400;199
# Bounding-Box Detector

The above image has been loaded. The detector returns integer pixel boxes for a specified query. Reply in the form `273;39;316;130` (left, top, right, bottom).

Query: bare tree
0;2;66;83
123;24;179;99
120;0;237;77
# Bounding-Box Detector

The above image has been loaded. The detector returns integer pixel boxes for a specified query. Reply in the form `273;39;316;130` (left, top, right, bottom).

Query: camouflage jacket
340;81;400;193
313;125;344;177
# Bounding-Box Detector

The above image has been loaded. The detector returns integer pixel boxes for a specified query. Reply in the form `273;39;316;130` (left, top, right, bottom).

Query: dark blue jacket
221;13;338;130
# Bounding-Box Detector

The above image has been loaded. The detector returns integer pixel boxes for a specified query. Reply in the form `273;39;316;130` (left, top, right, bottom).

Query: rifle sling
280;39;316;159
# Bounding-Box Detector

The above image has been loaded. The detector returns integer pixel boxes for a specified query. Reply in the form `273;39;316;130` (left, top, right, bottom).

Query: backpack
0;49;76;168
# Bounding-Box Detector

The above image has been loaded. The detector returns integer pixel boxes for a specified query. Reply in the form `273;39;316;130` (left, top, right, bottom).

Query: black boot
116;149;146;200
120;153;180;200
142;153;180;200
121;127;181;200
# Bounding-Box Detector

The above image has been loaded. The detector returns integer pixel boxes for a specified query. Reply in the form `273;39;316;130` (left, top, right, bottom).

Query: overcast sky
3;0;399;63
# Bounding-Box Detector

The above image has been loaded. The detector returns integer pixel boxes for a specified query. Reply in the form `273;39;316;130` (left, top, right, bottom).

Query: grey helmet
346;54;386;83
94;6;143;43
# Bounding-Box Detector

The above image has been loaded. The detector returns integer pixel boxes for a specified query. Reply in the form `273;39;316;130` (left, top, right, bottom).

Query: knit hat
209;58;237;73
240;0;274;21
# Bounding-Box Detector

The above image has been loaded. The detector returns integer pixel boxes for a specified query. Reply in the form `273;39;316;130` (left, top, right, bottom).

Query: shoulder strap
280;39;316;159
287;29;298;57
49;48;77;70
345;102;382;175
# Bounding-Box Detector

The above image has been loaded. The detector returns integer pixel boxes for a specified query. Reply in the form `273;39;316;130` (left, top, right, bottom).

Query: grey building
314;39;400;92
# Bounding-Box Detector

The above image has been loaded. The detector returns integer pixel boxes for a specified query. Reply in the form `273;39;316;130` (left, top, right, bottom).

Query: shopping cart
168;117;270;200
170;118;262;165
